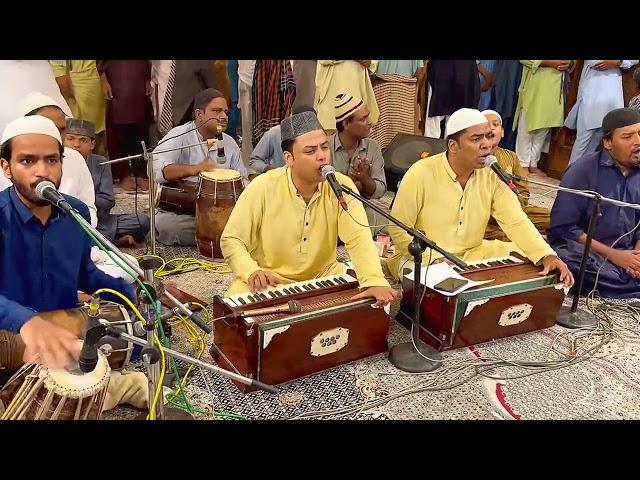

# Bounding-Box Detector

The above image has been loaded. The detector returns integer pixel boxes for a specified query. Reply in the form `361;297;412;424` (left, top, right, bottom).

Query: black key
247;294;255;302
237;297;246;305
307;283;315;290
259;293;268;300
284;287;293;295
302;284;310;291
322;280;331;287
269;291;277;298
316;282;323;288
275;290;283;297
505;258;515;264
294;286;303;293
325;279;335;286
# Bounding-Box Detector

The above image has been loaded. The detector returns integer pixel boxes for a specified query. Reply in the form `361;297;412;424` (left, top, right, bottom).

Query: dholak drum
196;169;244;258
155;180;198;216
0;351;111;420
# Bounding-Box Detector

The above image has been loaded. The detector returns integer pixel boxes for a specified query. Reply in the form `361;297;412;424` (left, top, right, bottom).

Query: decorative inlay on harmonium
210;273;390;392
399;254;567;351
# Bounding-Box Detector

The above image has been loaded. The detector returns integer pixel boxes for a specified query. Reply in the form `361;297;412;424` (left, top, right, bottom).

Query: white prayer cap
17;92;66;117
445;108;489;137
1;115;62;145
481;109;503;124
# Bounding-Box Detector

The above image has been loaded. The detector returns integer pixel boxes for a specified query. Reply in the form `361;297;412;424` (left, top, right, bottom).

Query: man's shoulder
221;132;240;151
0;188;11;210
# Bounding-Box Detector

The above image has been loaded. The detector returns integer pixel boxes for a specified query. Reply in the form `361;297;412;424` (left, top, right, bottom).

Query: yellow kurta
220;167;389;295
315;60;380;131
50;60;106;133
387;152;556;278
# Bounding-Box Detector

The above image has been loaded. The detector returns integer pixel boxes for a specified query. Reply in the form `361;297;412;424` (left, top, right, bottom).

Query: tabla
0;351;110;420
0;303;133;374
196;169;244;258
155;180;198;216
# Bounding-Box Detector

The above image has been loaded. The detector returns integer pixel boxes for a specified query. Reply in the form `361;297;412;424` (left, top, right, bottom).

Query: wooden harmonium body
400;255;567;351
211;273;390;392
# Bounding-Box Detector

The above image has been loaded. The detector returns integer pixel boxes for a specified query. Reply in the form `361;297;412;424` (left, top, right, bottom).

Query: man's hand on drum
19;316;81;369
248;270;281;292
197;157;217;174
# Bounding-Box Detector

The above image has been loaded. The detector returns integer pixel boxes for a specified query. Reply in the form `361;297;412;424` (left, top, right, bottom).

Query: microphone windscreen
483;155;498;168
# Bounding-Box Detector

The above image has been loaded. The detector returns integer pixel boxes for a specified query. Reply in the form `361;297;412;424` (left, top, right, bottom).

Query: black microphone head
35;180;56;201
287;300;302;313
321;164;336;178
483;155;498;168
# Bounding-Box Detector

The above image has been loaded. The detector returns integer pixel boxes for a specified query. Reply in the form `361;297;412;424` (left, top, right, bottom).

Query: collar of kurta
332;132;365;154
285;166;323;201
9;185;62;224
599;149;640;173
440;152;478;183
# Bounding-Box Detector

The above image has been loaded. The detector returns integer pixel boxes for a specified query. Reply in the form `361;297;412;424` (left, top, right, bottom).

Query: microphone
79;300;107;373
483;156;521;195
35;181;73;213
320;165;348;211
224;300;302;320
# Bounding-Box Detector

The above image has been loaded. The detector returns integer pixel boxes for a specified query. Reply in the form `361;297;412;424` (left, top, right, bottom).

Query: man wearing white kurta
565;59;638;165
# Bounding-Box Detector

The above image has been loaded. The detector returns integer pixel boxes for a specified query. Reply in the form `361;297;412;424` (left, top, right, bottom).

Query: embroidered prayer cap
334;93;364;122
1;115;62;145
66;118;96;139
445;108;489;137
601;107;640;134
280;111;324;143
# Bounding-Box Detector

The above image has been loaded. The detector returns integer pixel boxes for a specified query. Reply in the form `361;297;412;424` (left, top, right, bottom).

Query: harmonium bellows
211;273;390;392
399;255;567;351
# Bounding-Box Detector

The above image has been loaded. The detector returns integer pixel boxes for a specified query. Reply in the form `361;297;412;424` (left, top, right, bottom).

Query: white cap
17;92;65;117
445;108;488;137
1;115;62;145
481;109;503;125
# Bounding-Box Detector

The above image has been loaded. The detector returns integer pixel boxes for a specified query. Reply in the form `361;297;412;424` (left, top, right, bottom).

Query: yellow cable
92;287;165;420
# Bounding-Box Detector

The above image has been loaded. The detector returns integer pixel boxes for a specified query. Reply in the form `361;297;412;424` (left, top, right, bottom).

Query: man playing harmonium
153;88;248;246
220;110;396;307
387;107;574;288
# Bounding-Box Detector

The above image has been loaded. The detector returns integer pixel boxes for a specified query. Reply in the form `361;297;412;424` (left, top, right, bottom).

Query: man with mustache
549;108;640;297
0;116;136;369
152;88;248;246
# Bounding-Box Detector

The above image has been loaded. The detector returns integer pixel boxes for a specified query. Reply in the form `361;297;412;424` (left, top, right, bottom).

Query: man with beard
549;108;640;297
0;115;136;369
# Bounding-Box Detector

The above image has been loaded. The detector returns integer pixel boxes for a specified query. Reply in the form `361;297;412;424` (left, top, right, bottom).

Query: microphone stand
64;208;279;419
340;184;467;373
510;172;624;329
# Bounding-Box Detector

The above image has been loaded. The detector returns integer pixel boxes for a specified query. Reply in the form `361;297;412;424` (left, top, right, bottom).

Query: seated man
387;108;573;287
482;109;550;240
220;110;396;307
549;108;640;298
329;93;387;236
0;92;97;225
153;88;248;246
0;116;136;368
249;105;316;174
65;118;150;247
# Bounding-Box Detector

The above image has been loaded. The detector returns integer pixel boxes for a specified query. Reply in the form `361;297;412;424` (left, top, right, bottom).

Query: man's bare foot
115;235;136;248
529;167;547;176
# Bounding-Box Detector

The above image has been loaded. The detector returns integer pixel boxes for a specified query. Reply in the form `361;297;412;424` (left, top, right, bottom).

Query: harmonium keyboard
399;254;567;351
210;273;390;392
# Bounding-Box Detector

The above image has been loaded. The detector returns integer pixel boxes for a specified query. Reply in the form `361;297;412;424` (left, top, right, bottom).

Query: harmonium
399;254;567;351
210;273;391;392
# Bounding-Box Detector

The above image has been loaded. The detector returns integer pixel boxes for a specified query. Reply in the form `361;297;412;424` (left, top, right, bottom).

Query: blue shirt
549;150;640;249
0;187;135;332
249;125;285;174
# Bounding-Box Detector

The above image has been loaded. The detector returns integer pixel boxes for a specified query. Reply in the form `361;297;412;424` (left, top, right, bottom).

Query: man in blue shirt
0;115;136;369
249;105;316;175
549;108;640;298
